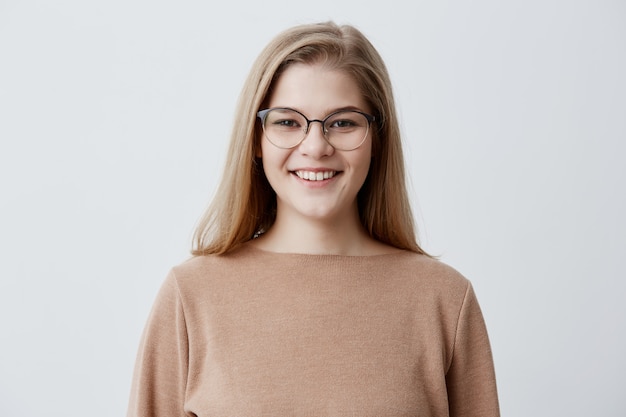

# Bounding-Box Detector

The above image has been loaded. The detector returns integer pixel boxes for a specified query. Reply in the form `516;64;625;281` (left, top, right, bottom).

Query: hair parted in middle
192;21;428;256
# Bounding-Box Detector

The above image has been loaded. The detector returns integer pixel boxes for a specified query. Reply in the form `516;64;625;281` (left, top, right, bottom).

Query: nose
299;120;334;158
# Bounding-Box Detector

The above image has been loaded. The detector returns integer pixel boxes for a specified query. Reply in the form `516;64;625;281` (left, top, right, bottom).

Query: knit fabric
128;244;499;416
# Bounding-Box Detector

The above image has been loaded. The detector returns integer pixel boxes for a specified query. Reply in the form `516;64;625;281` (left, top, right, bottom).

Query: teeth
295;170;336;181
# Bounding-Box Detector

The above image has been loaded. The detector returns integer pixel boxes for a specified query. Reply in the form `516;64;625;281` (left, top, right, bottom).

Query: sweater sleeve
127;270;191;417
446;282;500;417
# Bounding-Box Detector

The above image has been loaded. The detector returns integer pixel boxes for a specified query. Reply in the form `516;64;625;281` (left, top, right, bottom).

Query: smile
294;170;337;181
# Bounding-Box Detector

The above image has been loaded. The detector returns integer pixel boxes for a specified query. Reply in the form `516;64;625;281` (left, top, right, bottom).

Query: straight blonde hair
192;22;428;256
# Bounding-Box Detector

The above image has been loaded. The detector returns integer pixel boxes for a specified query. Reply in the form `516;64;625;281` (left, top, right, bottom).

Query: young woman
128;22;500;417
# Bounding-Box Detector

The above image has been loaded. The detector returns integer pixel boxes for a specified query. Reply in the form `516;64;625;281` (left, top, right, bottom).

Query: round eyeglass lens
323;111;370;150
262;109;308;149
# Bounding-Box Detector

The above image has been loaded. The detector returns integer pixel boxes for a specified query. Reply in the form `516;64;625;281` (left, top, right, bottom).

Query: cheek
259;139;273;166
359;159;372;184
347;152;372;192
355;146;373;187
357;143;373;173
260;140;290;177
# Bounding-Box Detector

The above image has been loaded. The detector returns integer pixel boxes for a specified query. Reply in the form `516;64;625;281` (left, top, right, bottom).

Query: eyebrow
278;105;370;118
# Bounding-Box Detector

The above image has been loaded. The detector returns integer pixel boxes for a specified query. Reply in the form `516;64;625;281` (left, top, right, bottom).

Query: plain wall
1;0;624;415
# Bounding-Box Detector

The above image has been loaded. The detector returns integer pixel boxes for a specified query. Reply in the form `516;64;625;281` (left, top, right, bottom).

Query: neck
253;209;377;256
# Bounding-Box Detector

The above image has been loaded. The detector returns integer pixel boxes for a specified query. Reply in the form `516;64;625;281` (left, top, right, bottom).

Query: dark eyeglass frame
256;107;376;151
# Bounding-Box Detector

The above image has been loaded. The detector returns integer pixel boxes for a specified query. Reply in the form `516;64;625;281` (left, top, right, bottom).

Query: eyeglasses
257;107;375;151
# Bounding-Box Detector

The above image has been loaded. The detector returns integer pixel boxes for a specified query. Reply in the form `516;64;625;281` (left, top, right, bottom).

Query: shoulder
168;247;246;282
370;252;477;323
164;244;270;296
384;251;470;292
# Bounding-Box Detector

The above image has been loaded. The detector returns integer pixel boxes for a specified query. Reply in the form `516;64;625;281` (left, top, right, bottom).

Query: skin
252;63;395;256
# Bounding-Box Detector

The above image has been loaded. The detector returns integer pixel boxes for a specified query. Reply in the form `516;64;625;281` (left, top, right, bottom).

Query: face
259;63;373;226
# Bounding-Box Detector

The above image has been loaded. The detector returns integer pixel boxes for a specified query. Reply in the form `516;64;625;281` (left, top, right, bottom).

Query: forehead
267;63;369;115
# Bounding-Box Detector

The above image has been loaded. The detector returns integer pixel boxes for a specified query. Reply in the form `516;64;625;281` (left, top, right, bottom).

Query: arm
127;270;191;417
446;282;500;417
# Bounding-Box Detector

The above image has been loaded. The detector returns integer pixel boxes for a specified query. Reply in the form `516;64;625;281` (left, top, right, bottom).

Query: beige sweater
128;244;499;416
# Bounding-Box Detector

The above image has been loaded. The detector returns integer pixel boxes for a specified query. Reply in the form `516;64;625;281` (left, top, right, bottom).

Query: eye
272;118;301;129
265;109;306;131
327;112;365;131
329;119;357;129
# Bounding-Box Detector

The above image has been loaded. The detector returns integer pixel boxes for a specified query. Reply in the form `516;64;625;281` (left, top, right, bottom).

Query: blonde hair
192;22;428;256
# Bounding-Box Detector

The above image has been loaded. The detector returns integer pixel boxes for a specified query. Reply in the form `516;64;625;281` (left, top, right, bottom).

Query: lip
290;168;342;184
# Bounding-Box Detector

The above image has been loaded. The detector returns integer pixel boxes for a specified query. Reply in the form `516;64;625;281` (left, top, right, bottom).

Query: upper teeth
295;170;336;181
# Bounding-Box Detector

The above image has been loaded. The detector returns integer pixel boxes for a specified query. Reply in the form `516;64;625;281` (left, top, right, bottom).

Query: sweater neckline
238;241;411;259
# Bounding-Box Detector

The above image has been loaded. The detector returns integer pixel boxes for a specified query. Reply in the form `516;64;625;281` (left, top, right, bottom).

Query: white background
1;0;624;416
